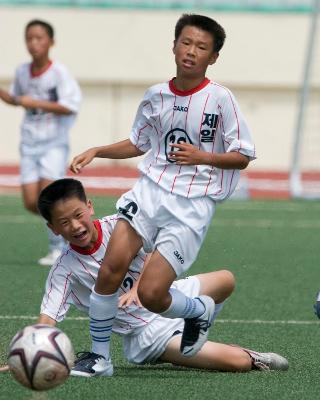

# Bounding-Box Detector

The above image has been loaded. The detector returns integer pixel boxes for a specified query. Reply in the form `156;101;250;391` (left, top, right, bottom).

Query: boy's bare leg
138;250;209;316
157;269;249;371
197;270;235;303
95;219;143;294
138;251;216;357
21;182;41;214
159;271;288;372
27;178;65;265
160;336;252;372
137;250;177;312
74;219;143;376
138;260;235;312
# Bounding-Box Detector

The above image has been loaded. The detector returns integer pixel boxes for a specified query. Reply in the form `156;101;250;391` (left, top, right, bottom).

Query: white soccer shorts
116;175;216;277
122;276;200;364
20;145;69;184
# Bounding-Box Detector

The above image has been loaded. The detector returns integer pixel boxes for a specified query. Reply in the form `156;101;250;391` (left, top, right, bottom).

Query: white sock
211;301;224;324
47;226;65;251
160;288;205;319
89;288;118;360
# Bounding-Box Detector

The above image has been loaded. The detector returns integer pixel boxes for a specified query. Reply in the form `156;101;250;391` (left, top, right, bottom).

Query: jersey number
118;201;138;221
165;128;193;163
122;277;134;290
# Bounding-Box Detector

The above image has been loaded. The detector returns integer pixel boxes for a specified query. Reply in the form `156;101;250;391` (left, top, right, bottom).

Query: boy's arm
17;96;72;115
169;143;249;170
37;314;57;326
0;88;19;106
0;88;71;114
70;139;144;173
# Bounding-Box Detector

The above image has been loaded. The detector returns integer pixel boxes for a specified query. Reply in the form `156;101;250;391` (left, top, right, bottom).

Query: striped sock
89;289;118;360
160;288;205;319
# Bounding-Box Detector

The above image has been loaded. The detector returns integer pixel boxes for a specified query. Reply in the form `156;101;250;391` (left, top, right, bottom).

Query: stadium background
0;0;319;199
1;2;320;399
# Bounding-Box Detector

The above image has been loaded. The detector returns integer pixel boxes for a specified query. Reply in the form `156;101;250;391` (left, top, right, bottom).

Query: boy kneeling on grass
28;178;288;376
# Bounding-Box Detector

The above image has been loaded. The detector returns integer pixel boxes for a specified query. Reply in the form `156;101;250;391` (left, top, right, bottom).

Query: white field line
1;215;319;229
0;315;319;325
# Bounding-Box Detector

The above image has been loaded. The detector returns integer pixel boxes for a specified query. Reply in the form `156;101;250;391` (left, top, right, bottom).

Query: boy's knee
222;269;236;293
96;262;124;292
214;269;236;304
138;283;167;313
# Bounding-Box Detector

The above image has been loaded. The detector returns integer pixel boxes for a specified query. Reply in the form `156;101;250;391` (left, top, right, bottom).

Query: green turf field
0;195;320;399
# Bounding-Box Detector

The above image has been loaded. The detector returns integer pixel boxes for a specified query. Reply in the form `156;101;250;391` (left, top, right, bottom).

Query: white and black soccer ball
7;324;74;391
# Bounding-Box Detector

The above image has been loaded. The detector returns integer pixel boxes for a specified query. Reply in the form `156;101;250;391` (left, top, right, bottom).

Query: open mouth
73;230;87;241
182;59;195;67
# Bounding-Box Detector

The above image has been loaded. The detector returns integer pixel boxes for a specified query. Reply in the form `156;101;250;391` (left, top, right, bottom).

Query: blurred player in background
33;178;287;376
0;19;82;266
314;292;320;318
70;14;256;375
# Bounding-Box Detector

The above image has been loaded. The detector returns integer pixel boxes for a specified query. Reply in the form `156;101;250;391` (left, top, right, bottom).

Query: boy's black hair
25;19;54;39
175;14;226;53
38;178;87;223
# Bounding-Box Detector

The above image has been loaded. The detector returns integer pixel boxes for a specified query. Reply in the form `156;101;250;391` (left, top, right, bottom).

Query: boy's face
25;25;53;61
173;25;219;79
48;197;97;250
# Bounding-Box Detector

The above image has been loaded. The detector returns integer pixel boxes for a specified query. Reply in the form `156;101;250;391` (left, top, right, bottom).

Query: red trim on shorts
169;77;210;96
70;220;102;255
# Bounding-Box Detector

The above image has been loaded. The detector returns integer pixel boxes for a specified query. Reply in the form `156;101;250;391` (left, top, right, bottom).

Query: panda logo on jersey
165;128;193;163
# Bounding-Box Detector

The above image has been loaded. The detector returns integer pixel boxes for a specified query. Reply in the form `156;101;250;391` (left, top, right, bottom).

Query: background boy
0;19;82;266
34;178;287;377
70;14;255;373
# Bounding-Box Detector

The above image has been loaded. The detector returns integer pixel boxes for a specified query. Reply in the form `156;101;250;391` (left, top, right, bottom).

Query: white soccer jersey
10;60;81;153
130;78;256;201
40;215;158;335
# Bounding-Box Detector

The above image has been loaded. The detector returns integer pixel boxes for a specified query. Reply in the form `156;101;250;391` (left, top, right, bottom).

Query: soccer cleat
180;295;215;357
70;352;113;377
38;249;62;266
245;349;289;371
314;291;320;318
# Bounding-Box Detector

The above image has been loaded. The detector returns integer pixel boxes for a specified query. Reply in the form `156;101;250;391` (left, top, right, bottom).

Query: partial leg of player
160;337;289;372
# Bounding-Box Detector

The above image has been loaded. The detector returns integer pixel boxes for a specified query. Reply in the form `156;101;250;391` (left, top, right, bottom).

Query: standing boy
35;178;287;376
70;14;256;375
0;19;82;265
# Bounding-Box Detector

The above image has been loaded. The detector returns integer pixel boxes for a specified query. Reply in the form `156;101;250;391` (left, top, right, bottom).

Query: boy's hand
169;143;208;165
118;284;142;309
0;365;9;372
70;148;97;174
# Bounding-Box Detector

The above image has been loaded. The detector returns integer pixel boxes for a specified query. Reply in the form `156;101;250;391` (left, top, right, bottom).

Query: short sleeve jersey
10;60;82;151
40;216;157;335
130;78;256;201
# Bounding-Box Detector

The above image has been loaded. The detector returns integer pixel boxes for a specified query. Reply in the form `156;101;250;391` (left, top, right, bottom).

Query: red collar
169;77;210;96
30;60;53;78
70;220;102;255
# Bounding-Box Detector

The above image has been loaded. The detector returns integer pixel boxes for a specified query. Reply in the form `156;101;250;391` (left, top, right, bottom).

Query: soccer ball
7;324;74;391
